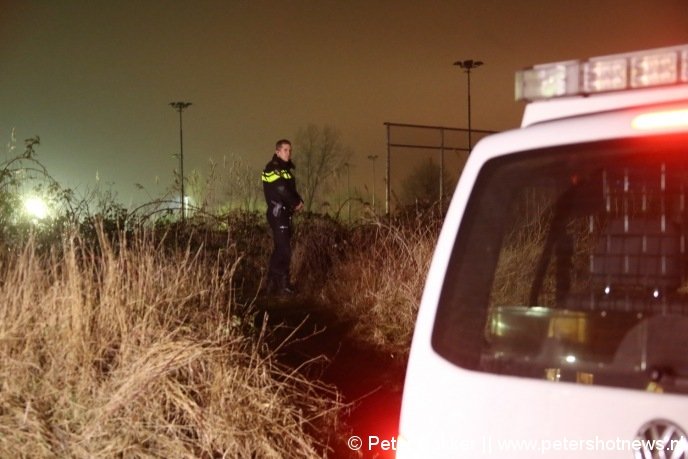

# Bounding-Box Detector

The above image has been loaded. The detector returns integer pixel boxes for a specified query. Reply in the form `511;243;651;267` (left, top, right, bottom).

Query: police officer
262;139;304;294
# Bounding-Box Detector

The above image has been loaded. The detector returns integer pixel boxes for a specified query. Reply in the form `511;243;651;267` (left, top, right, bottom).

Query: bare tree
294;124;351;212
400;158;455;207
186;155;262;213
221;155;262;211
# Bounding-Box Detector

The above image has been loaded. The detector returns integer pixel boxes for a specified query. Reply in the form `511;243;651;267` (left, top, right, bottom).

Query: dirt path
256;295;406;459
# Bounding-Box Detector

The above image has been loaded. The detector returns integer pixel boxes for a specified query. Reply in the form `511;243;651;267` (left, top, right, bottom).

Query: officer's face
276;144;292;162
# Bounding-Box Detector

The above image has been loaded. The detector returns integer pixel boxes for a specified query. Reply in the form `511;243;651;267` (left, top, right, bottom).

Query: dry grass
0;228;339;458
318;216;440;355
291;215;349;293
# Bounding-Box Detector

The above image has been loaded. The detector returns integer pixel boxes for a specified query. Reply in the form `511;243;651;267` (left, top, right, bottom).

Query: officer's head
275;139;292;162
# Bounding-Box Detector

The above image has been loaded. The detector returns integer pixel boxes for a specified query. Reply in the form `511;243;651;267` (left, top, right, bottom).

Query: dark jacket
262;154;303;215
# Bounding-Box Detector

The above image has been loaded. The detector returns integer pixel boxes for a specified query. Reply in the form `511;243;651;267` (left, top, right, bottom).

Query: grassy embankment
293;210;441;355
0;226;339;458
0;206;441;457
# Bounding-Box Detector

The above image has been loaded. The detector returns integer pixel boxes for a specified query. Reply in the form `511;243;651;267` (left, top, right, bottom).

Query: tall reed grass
312;213;441;355
0;227;339;458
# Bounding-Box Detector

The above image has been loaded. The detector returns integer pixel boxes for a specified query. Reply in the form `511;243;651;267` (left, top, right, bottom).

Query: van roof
521;84;688;127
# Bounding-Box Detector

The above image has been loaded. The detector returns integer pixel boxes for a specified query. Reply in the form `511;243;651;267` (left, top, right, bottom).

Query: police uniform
262;154;303;293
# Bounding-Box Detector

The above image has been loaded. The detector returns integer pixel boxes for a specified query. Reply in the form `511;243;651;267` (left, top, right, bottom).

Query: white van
397;44;688;458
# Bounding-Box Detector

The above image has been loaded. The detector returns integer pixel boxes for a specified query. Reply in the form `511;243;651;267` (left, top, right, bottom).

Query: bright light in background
183;195;195;218
23;196;49;220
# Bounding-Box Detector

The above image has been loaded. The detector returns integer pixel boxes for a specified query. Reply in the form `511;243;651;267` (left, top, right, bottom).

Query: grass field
0;208;440;457
0;226;342;458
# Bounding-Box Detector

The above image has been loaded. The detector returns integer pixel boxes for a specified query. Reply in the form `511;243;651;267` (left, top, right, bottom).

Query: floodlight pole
453;59;483;152
169;101;192;221
367;155;379;213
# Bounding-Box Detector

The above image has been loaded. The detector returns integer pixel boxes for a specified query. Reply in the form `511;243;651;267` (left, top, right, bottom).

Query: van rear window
432;134;688;394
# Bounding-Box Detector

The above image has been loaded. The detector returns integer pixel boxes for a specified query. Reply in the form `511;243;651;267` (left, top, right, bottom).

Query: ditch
257;295;407;459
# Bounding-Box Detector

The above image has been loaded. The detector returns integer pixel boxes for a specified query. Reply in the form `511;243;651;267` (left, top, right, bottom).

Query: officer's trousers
267;212;292;286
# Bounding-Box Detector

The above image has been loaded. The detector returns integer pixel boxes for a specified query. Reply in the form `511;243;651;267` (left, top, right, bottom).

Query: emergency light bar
516;44;688;101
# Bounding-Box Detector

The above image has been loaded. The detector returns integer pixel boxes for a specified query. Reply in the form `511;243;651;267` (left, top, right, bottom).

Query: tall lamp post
453;59;483;152
367;155;378;213
169;101;192;221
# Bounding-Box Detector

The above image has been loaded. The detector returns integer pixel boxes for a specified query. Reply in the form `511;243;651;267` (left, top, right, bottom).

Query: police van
397;44;688;458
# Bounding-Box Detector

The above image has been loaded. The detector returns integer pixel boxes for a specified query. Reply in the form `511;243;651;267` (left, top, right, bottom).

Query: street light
23;195;48;220
169;101;192;221
453;59;483;152
367;155;378;212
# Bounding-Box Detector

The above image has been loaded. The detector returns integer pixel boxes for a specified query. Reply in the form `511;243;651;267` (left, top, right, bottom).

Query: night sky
2;0;688;205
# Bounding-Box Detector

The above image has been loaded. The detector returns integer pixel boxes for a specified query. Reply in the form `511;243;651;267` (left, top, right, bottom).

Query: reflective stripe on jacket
261;169;294;183
262;154;303;212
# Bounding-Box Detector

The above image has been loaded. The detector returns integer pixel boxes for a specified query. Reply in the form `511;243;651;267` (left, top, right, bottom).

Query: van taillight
632;108;688;131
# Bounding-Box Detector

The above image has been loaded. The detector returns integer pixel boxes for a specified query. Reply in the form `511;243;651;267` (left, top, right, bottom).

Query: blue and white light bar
516;44;688;101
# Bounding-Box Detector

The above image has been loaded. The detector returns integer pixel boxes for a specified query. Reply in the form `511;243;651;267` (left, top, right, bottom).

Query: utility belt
269;201;291;219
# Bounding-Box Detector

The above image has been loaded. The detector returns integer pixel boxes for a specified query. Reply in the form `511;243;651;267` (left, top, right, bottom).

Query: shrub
291;213;349;293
